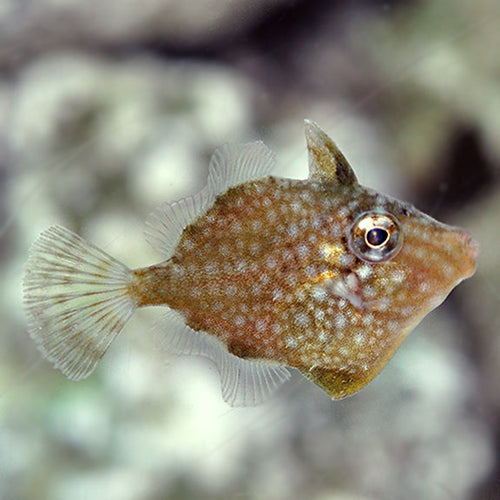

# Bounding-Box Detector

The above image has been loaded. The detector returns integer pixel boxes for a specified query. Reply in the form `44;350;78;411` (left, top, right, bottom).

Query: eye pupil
366;227;389;247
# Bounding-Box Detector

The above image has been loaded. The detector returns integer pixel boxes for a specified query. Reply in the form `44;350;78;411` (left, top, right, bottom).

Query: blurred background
0;0;499;499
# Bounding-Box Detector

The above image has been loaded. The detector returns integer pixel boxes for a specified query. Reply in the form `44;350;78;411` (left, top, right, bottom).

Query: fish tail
23;225;137;380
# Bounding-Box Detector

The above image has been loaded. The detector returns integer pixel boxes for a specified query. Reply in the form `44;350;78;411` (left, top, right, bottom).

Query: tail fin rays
23;226;136;380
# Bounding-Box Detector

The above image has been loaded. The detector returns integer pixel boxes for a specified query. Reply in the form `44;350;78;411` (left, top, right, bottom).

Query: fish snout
453;229;479;278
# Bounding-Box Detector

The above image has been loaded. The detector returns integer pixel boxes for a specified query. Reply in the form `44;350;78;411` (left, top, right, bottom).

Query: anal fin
154;309;290;406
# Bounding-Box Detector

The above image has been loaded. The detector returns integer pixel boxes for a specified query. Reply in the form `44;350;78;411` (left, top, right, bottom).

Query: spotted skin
132;126;478;399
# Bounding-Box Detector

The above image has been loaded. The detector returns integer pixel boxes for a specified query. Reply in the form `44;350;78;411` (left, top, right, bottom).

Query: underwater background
0;0;499;499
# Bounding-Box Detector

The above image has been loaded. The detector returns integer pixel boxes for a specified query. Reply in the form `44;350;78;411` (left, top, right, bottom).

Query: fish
23;120;479;406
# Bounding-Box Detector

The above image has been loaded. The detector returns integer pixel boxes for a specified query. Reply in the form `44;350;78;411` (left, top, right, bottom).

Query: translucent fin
144;141;276;257
23;226;136;381
154;309;290;406
144;190;212;257
206;141;276;195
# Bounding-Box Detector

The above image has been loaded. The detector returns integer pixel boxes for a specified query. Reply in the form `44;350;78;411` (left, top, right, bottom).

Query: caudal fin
23;226;137;380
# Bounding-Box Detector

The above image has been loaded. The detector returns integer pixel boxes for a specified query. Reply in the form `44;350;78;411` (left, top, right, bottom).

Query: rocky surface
0;0;498;499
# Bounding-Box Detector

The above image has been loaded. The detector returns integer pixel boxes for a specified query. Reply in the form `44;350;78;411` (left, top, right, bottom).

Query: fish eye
348;211;403;263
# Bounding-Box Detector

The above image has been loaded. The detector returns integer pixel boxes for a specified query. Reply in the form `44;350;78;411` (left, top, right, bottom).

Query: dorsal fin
144;191;212;258
154;309;290;406
207;141;275;195
145;141;275;257
304;119;358;186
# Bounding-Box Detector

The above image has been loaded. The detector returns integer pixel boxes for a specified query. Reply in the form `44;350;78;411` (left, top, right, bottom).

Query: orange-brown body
131;171;477;398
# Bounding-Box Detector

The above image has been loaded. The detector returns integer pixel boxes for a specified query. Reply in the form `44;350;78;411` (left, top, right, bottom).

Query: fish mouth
456;229;479;277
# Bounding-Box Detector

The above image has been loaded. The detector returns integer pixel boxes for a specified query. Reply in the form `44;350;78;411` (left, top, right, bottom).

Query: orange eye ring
348;211;403;262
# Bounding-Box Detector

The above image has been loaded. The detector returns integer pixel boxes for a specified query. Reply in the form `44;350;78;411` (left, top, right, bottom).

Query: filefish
23;121;478;406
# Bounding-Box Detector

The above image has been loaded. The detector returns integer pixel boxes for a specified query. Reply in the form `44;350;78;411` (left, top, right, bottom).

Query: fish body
23;121;478;405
